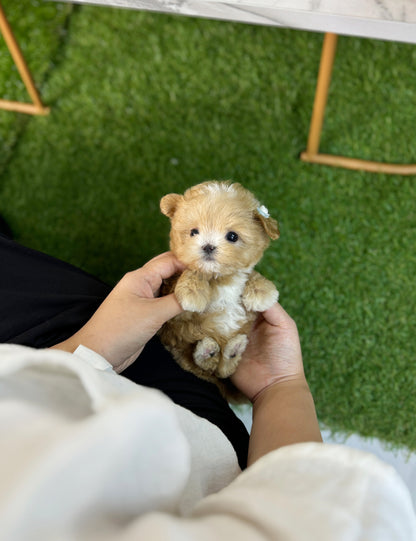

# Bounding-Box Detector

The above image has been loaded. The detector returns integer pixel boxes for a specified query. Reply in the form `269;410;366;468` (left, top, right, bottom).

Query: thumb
152;293;183;326
263;303;292;327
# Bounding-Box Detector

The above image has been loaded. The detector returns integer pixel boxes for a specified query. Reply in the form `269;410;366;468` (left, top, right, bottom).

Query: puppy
159;181;279;400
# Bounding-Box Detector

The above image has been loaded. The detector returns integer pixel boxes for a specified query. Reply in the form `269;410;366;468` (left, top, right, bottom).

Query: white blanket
0;344;414;540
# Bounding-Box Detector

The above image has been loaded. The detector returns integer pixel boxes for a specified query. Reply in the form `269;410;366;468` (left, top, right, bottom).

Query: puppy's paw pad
224;334;249;361
216;334;248;378
194;337;220;371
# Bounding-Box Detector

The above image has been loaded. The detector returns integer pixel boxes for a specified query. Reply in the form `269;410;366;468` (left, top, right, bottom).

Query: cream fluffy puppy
159;181;279;399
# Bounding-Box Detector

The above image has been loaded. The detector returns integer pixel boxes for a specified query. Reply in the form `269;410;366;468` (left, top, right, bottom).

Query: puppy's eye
226;231;239;243
190;228;199;237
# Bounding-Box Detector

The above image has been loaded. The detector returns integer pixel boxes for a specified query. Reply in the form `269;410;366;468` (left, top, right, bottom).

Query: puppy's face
161;182;279;276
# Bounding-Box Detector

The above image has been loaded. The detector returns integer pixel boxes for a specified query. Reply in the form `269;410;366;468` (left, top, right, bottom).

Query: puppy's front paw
243;273;279;312
194;337;220;372
176;288;209;312
175;271;210;312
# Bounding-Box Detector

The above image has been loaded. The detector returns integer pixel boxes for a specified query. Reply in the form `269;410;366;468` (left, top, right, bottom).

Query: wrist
51;332;106;361
50;336;79;354
252;374;308;405
248;376;322;465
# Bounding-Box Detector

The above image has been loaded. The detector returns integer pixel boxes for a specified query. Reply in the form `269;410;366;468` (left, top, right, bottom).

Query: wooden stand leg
300;33;416;175
0;3;49;115
303;33;338;157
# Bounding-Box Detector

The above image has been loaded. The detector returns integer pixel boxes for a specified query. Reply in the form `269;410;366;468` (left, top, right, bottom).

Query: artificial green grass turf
1;1;416;451
0;1;72;170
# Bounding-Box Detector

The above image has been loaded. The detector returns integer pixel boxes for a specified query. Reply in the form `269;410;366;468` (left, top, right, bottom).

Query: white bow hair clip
257;205;270;219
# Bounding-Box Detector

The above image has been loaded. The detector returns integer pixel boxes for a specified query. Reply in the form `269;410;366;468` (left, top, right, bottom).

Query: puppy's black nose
202;244;216;255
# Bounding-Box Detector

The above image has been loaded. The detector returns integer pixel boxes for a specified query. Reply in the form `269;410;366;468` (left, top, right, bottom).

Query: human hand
233;304;321;462
52;252;185;373
231;303;305;402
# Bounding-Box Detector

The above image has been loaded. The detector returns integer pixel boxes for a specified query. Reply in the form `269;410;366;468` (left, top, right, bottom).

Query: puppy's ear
160;193;183;218
254;209;280;240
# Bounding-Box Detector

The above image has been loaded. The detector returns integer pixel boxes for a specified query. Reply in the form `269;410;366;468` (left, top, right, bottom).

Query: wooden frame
300;33;416;175
0;3;49;115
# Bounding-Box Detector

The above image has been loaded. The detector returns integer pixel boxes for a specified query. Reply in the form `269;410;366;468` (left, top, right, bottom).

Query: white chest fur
207;272;249;337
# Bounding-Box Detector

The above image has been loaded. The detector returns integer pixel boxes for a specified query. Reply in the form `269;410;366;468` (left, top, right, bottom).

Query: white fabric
0;344;415;541
233;404;416;507
321;428;416;508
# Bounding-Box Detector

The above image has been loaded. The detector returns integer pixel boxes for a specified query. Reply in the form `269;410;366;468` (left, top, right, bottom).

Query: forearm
248;378;322;466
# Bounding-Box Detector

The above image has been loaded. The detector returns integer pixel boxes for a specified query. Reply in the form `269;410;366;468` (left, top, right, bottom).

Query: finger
262;303;293;327
146;253;185;285
131;253;186;295
146;251;175;264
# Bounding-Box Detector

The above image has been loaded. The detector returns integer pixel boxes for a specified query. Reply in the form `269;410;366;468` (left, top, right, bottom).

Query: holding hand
231;302;321;464
52;252;185;373
231;303;305;402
